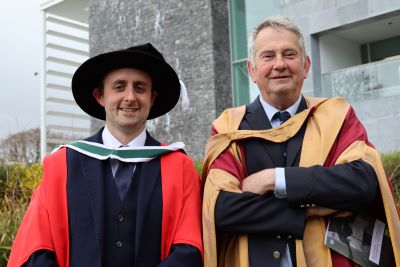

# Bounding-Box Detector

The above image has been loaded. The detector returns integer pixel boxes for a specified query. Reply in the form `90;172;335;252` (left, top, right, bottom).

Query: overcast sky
0;0;41;139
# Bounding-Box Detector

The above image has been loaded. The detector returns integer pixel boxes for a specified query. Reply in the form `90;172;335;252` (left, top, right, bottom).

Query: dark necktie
114;161;134;201
277;111;291;124
274;111;291;158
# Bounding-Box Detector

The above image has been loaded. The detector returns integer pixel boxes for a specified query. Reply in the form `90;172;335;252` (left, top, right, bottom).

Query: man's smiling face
248;27;310;110
93;68;157;141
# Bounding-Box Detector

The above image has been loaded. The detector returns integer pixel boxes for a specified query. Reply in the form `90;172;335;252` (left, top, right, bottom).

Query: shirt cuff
274;167;287;199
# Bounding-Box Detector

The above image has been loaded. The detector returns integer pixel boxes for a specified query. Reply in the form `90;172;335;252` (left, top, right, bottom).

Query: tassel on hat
179;80;190;111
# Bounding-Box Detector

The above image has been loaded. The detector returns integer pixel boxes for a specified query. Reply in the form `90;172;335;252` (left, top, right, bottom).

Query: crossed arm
215;160;378;236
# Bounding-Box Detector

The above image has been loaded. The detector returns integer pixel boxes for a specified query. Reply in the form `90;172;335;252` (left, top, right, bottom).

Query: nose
124;87;136;102
273;55;287;71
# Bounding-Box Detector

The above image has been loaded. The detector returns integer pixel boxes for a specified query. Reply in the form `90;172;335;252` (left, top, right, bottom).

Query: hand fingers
307;207;337;217
333;211;353;218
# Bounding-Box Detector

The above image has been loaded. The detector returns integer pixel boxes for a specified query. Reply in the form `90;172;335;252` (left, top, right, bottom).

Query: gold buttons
273;251;281;259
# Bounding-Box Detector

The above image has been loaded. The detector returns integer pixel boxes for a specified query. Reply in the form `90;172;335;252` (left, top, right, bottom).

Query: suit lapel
245;97;272;130
72;129;105;264
79;152;105;256
244;97;284;166
135;132;161;259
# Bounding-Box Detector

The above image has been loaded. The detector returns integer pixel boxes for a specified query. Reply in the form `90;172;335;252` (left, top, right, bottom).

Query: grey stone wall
89;0;231;160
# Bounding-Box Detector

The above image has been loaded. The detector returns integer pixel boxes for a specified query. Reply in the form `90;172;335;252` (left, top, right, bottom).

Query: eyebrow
259;47;298;54
111;80;149;86
112;79;126;86
283;48;297;53
259;49;274;54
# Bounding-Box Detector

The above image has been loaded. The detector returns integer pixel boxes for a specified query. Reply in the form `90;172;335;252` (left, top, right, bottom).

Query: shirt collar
259;95;302;122
102;126;147;148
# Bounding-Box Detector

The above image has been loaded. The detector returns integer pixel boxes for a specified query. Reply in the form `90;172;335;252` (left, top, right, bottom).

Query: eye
261;53;274;60
284;50;297;58
135;83;148;93
114;83;124;90
260;52;275;61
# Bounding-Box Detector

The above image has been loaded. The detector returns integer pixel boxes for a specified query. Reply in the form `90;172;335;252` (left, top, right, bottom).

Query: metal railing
322;56;400;102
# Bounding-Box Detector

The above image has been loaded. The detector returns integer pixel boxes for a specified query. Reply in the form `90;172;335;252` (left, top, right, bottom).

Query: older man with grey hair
202;16;399;267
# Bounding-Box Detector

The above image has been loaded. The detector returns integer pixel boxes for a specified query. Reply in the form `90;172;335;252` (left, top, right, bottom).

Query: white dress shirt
258;95;301;198
101;126;147;176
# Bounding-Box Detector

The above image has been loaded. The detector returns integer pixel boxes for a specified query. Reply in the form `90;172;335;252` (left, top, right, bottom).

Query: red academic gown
8;133;203;267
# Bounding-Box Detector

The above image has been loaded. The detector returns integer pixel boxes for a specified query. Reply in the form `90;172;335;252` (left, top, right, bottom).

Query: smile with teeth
119;107;139;112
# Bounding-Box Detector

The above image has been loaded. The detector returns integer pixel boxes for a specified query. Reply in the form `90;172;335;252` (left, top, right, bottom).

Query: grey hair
248;16;307;66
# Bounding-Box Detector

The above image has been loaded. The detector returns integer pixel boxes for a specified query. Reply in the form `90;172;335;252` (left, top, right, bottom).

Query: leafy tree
0;128;40;164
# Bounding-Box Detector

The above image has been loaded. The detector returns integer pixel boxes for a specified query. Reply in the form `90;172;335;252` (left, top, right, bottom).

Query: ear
303;56;311;79
93;88;105;107
151;90;157;107
247;60;256;83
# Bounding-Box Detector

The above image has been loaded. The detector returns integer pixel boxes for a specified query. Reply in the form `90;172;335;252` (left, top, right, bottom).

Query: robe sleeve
160;151;203;261
7;185;55;267
8;148;69;267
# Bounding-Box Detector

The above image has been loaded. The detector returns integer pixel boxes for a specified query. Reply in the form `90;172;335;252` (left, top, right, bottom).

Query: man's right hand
306;206;352;218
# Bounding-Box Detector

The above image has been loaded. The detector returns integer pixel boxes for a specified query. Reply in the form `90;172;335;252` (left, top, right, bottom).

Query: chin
270;87;292;95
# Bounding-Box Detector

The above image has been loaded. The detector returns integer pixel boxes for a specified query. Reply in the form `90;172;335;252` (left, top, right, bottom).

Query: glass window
229;0;282;106
361;36;400;63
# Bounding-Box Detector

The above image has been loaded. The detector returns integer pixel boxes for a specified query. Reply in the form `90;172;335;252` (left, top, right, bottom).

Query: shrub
381;152;400;209
0;162;42;266
193;160;203;176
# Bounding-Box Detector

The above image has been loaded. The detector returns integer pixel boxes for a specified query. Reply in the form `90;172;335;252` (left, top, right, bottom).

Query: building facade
40;0;90;157
41;0;400;159
230;0;400;154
